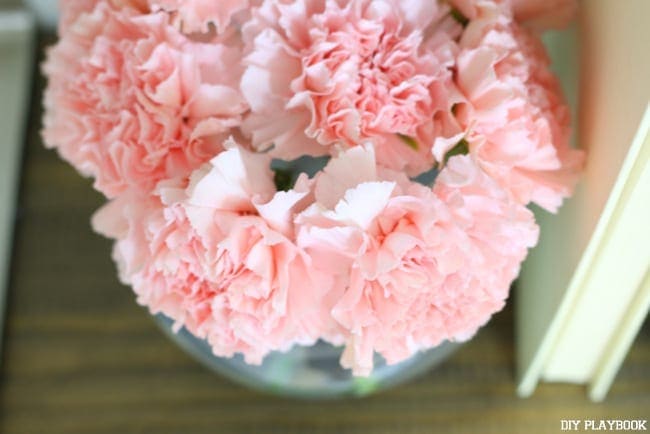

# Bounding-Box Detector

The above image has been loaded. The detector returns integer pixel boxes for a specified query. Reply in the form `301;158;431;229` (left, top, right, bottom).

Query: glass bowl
155;315;459;398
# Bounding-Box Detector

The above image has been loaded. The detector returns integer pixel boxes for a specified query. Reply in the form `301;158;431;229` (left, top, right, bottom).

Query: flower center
304;18;433;143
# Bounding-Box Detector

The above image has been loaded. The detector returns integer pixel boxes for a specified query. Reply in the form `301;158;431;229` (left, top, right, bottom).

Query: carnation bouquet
43;0;583;380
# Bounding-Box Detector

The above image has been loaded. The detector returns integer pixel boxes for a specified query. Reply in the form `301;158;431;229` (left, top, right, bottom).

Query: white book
516;0;650;401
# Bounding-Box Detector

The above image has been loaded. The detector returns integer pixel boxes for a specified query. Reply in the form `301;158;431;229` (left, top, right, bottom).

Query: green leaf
450;8;469;27
273;168;294;192
443;138;469;165
397;133;419;151
352;376;380;397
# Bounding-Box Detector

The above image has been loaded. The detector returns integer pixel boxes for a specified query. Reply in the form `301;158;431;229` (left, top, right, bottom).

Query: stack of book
517;0;650;402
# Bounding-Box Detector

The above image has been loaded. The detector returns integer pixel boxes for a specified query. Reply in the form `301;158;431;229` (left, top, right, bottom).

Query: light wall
22;0;58;29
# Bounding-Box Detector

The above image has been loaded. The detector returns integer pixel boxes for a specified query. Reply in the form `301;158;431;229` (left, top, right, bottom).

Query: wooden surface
0;38;648;434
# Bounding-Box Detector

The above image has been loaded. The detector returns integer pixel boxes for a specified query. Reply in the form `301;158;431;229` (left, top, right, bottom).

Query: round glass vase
156;315;458;398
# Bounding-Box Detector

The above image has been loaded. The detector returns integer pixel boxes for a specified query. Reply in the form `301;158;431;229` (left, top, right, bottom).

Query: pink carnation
93;142;340;363
150;0;252;34
440;4;584;211
449;0;576;30
296;146;538;375
58;0;100;31
43;2;247;198
510;0;577;30
58;0;151;31
241;0;465;176
46;0;582;377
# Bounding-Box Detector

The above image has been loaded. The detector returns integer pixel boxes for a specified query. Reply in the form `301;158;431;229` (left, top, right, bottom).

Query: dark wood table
1;37;648;434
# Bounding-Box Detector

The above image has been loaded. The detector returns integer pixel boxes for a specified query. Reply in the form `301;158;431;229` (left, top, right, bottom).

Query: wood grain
0;37;648;434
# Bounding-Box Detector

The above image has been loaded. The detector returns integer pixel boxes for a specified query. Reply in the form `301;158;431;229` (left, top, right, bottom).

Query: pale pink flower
443;4;584;212
296;146;538;375
58;0;151;31
510;0;577;30
150;0;252;34
58;0;100;31
449;0;576;30
93;143;338;363
43;2;247;198
241;0;465;176
49;0;581;376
